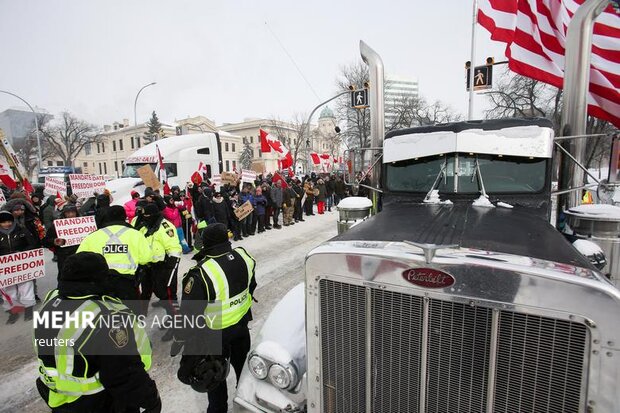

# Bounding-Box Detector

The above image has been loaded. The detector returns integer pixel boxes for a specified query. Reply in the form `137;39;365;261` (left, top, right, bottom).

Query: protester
271;180;283;229
124;190;141;222
42;204;81;280
0;210;38;323
239;185;254;237
253;186;267;233
325;175;335;212
228;190;243;241
316;178;327;215
163;195;191;254
282;182;296;226
334;174;346;205
291;178;304;223
303;178;315;216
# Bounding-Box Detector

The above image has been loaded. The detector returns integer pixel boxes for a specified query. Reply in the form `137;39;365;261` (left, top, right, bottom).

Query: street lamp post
305;90;350;173
0;90;43;171
133;82;157;127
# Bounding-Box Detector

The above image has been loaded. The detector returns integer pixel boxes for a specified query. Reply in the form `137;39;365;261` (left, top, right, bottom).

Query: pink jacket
124;198;139;222
163;205;182;228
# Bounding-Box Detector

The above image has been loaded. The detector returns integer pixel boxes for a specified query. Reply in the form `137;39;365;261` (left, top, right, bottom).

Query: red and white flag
478;0;620;127
197;161;208;176
0;163;16;190
156;145;171;195
259;129;293;169
319;153;333;172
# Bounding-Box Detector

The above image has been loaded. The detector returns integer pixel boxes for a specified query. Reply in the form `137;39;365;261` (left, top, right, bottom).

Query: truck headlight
268;363;297;390
248;355;268;380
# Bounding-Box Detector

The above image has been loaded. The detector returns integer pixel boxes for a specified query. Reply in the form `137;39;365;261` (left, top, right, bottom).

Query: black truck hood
334;200;592;268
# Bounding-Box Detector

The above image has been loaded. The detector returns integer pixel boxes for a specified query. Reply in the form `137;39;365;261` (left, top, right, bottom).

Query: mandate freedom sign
54;216;98;247
0;248;45;288
69;174;95;198
44;176;67;197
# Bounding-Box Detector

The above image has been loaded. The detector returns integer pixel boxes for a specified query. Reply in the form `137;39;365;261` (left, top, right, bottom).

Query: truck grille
319;279;588;413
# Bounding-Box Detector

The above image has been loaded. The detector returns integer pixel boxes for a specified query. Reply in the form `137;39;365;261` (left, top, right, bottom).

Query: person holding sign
42;204;82;280
0;210;38;324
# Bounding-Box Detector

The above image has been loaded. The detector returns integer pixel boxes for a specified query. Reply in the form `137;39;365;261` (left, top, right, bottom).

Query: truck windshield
387;154;546;194
122;163;157;178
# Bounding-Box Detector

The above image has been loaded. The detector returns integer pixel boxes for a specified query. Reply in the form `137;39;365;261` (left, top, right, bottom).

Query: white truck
106;131;234;206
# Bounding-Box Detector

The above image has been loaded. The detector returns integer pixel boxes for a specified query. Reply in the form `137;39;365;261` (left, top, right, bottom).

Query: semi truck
233;7;620;413
105;131;233;206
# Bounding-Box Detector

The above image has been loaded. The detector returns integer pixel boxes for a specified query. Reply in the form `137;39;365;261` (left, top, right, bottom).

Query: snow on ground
0;207;338;413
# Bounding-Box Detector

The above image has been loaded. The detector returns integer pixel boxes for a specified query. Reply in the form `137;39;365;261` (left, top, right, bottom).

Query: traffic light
486;57;495;65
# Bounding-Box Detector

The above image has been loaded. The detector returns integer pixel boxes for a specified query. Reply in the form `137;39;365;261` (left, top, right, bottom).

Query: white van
107;132;233;206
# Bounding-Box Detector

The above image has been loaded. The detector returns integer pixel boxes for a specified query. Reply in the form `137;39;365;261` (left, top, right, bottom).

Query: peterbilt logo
402;268;455;288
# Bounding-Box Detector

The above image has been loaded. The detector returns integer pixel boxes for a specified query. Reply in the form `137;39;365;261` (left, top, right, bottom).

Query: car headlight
268;363;297;390
248;355;268;380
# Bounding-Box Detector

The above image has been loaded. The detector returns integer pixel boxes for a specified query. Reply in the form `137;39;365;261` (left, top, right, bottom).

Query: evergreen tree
143;111;165;143
239;142;253;169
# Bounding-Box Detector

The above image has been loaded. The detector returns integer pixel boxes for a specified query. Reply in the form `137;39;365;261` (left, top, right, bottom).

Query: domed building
312;105;341;157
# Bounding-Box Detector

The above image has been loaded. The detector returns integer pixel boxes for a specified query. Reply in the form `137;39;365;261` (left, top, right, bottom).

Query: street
0;209;338;413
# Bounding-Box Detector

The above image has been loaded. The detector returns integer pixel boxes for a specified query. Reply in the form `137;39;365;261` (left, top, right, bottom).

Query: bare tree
335;62;371;149
267;115;309;170
41;112;101;167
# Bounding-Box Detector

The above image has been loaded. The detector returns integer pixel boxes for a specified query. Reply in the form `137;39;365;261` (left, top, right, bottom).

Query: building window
137;137;141;148
250;136;253;144
102;143;105;153
112;141;117;151
243;137;247;144
97;143;100;154
232;143;236;152
119;139;123;151
131;137;135;149
114;161;118;172
225;160;230;171
57;161;64;166
83;162;87;168
258;149;262;158
85;143;91;155
47;161;53;166
232;160;236;170
103;163;107;174
98;163;102;174
225;142;229;152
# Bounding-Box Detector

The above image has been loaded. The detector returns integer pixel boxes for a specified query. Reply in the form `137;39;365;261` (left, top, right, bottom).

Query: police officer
34;252;161;412
132;203;182;325
77;206;153;310
176;223;257;413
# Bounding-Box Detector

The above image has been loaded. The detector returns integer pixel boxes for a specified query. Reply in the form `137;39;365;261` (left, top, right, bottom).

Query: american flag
478;0;620;127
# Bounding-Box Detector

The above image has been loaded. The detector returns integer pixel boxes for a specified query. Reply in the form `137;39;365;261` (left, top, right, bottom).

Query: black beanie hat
104;205;127;224
201;223;229;248
143;203;160;216
61;252;109;282
0;210;14;223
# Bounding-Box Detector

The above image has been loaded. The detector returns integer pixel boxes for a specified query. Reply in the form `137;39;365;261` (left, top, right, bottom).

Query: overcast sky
0;0;507;128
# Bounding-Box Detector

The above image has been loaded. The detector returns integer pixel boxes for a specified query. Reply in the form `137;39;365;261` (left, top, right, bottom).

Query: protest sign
0;248;46;288
0;190;5;208
69;174;95;198
137;165;160;190
241;170;257;185
44;176;67;197
221;172;237;186
91;175;106;194
54;216;98;247
234;200;254;221
251;161;266;174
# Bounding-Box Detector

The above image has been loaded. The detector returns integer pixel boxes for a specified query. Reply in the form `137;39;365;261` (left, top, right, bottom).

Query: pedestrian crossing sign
351;89;369;109
466;65;493;91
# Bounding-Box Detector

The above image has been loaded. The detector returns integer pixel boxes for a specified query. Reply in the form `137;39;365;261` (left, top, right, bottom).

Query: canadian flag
0;162;16;190
156;145;171;195
319;154;333;172
197;161;208;176
260;129;293;169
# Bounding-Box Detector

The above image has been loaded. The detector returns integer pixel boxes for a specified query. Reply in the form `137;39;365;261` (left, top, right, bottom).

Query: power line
264;21;322;102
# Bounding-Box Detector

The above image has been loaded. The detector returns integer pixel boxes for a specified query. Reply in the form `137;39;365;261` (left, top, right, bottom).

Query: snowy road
0;209;338;413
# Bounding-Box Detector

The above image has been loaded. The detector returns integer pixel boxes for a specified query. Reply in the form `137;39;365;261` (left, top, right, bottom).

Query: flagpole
468;0;478;120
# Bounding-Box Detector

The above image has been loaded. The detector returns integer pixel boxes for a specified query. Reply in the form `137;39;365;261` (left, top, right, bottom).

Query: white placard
44;176;67;197
91;175;106;194
0;248;46;288
241;169;257;184
69;174;95;198
54;216;98;247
